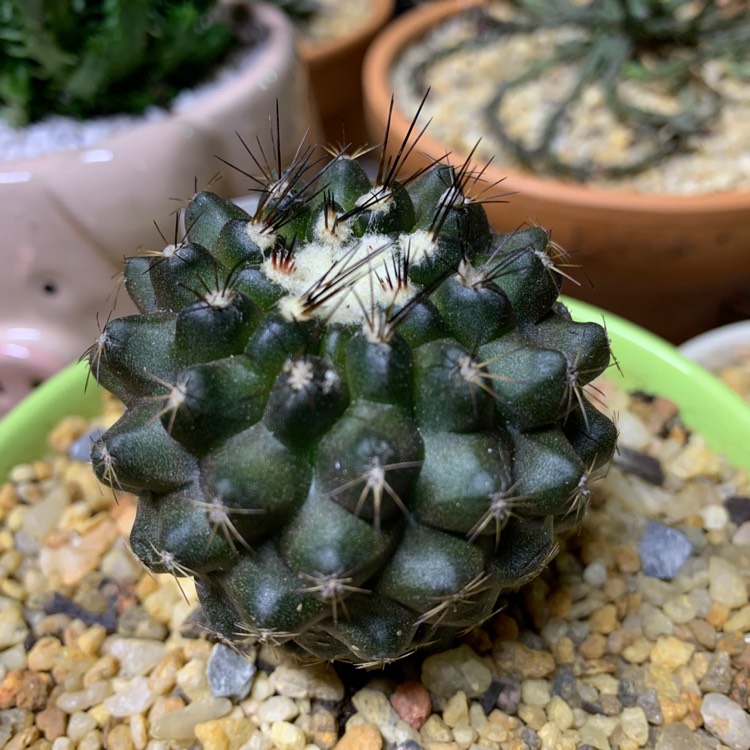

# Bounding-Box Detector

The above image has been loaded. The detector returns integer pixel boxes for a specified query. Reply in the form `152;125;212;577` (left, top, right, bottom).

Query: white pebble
700;504;729;531
103;637;168;678
57;681;112;713
104;676;156;717
66;712;98;742
583;560;609;587
256;695;300;724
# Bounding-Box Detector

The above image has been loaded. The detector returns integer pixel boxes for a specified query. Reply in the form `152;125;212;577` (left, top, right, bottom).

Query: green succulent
409;0;750;180
0;0;242;128
86;106;617;666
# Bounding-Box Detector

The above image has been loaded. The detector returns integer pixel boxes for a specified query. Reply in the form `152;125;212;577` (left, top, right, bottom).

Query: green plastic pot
1;299;749;482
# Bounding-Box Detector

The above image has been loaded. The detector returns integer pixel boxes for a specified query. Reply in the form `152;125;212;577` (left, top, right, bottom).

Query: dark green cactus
0;0;242;128
87;109;617;666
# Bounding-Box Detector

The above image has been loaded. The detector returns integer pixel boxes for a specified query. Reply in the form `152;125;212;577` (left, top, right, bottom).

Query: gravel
1;380;750;750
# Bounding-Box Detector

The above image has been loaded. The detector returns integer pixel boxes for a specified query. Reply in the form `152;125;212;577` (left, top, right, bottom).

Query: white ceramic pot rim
679;320;750;369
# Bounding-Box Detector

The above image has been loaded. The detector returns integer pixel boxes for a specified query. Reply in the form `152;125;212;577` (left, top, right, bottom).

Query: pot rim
362;0;750;215
1;297;749;481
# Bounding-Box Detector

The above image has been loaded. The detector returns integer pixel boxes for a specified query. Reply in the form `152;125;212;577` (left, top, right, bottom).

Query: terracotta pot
0;3;320;416
299;0;395;147
362;0;750;343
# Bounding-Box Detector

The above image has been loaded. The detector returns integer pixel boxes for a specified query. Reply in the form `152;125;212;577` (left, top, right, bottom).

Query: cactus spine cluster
87;105;617;666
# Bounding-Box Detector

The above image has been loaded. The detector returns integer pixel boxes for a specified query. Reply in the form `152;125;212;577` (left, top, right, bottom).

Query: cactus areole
88;104;617;666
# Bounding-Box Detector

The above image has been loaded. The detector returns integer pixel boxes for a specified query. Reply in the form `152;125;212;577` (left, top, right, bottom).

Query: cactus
86;102;617;666
0;0;243;128
407;0;750;180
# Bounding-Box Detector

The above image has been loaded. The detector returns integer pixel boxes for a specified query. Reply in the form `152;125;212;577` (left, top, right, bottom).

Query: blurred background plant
0;0;245;128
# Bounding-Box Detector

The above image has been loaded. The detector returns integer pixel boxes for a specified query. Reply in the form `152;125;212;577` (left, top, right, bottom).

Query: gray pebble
725;496;750;526
638;688;664;725
701;693;750;750
68;427;106;462
206;642;256;700
655;722;704;749
699;651;733;695
640;522;694;580
495;676;522;714
395;742;424;750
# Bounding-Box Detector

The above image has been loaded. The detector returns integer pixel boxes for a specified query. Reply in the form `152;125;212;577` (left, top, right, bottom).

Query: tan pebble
4;726;40;750
267;719;311;750
9;463;37;483
546;695;574;731
717;631;747;657
724;604;750;632
452;723;476;746
650;636;695;670
77;729;103;750
606;629;632;656
553;636;575;664
105;724;134;750
613;544;641;574
517;703;546;730
658;696;688;724
88;703;110;726
579;633;608;660
148;650;186;695
148;695;186;723
1;578;25;600
646;664;680;700
311;705;338;749
442;690;469;727
588;604;619;634
48;416;89;453
34;705;67;741
688;618;718;650
422;743;459;750
493;641;555;679
492;614;520;641
0;481;18;510
477;711;511;743
420;715;452;742
82;655;118;689
194;717;254;750
135;574;160;600
546;588;572;619
622;638;652;664
707;602;731;628
76;625;107;656
32;460;52;481
390;680;431;730
130;714;148;750
176;658;210;701
66;712;98;742
602;577;627;602
538;721;561;750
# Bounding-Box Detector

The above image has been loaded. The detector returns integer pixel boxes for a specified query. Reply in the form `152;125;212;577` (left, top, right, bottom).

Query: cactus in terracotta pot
404;0;750;181
85;106;617;666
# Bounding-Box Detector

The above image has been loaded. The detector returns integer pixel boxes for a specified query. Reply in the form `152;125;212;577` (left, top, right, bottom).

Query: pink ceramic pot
0;3;319;415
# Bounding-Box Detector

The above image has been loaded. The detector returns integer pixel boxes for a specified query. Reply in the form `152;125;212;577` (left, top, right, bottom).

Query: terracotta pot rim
298;0;395;66
362;0;750;215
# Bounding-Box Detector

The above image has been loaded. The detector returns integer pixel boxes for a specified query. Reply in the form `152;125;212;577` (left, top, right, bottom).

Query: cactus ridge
88;106;617;666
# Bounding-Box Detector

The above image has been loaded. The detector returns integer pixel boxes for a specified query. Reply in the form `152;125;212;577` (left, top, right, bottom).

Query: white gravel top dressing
0;39;270;164
391;5;750;195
